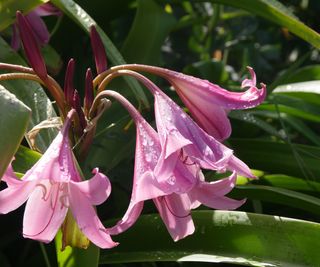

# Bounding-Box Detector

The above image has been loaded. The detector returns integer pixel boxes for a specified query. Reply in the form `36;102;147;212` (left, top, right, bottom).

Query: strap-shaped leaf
100;210;320;266
189;0;320;48
121;0;176;65
0;85;30;178
229;138;320;178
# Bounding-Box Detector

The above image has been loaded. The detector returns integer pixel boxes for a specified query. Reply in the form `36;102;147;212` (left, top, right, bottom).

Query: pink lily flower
152;89;255;179
99;90;245;241
161;67;266;141
122;65;266;141
109;70;255;178
0;110;117;249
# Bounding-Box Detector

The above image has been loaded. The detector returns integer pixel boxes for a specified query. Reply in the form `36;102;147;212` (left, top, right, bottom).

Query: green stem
39;243;52;267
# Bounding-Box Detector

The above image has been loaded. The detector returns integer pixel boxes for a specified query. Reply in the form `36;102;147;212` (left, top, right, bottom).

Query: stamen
179;149;196;166
160;196;191;219
183;158;196;166
59;195;69;209
35;183;48;200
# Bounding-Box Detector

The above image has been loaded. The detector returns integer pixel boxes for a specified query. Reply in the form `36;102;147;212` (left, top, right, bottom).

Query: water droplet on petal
167;176;176;185
204;147;213;157
145;153;152;162
142;138;148;146
181;113;187;119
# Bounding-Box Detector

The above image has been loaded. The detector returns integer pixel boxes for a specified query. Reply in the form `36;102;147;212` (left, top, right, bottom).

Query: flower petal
241;67;256;88
133;171;168;202
153;193;194;241
189;180;246;210
228;155;255;179
0;180;35;214
149;66;266;110
68;183;118;249
70;168;111;205
107;202;144;235
2;164;19;186
154;91;234;169
11;24;20;51
33;3;62;17
176;88;231;140
26;12;50;44
23;181;68;243
23;109;81;184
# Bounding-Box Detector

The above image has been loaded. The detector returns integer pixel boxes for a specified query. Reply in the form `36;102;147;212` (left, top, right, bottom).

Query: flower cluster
0;11;266;249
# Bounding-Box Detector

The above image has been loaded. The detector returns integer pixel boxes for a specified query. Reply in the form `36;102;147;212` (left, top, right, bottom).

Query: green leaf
281;115;320;146
13;145;41;174
55;231;99;267
41;45;63;76
248;110;320;145
0;85;30;178
50;0;149;107
232;185;320;216
260;174;320;192
275;65;320;84
258;94;320;123
273;81;320;106
206;0;320;48
183;59;229;84
121;0;176;65
229;138;320;179
100;210;320;266
0;0;47;31
0;36;58;152
229;110;283;139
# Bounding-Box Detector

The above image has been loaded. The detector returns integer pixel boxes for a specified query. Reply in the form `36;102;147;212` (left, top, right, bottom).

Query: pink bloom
152;89;254;179
0;110;117;249
111;70;255;178
125;65;266;141
101;90;245;241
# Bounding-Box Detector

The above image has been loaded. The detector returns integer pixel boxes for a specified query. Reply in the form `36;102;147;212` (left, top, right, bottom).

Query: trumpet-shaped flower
0;110;117;249
102;90;245;241
153;90;254;179
113;70;255;178
125;65;266;141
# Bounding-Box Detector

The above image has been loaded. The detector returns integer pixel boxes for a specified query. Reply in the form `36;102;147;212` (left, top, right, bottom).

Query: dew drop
181;113;187;119
142;138;148;146
145;153;152;162
204;147;213;156
167;176;176;185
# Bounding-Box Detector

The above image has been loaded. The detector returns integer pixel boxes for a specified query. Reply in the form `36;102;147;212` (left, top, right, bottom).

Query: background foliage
1;0;320;266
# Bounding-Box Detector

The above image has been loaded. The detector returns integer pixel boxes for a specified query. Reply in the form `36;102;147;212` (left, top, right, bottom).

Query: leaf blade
208;0;320;48
0;85;31;178
100;210;320;266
